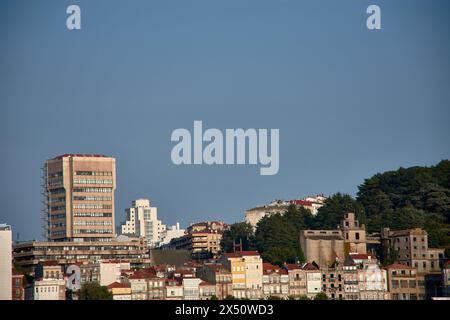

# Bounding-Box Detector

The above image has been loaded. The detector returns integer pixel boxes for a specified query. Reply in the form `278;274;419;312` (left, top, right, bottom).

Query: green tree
313;193;366;229
220;222;255;253
78;282;113;300
254;205;308;264
357;160;450;252
314;292;328;300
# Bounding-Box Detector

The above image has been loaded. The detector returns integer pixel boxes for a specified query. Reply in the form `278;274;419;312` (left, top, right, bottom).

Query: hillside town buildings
2;154;449;301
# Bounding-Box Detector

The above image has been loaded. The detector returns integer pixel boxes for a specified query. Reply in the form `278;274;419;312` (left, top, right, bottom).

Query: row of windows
74;179;112;185
73;229;113;234
73;212;112;218
73;204;112;209
51;231;66;237
48;180;63;187
73;196;112;201
48;171;63;178
36;286;60;293
75;171;112;176
50;213;66;219
51;205;66;211
73;187;112;193
50;188;66;194
50;222;66;228
73;221;113;226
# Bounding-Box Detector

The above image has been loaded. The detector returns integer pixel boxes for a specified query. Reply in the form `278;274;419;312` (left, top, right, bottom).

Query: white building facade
120;199;165;247
0;224;12;300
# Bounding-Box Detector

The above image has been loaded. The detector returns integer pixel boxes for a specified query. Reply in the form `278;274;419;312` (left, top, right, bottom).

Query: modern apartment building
43;154;116;242
162;221;226;259
0;224;12;300
13;237;150;272
120;199;165;247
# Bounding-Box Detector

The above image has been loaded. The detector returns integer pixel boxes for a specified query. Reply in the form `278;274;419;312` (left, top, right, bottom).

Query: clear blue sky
1;0;449;241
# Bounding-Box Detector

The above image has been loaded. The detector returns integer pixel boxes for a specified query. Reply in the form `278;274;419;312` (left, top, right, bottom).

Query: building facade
220;251;263;299
0;224;12;300
120;199;166;247
13;237;150;272
386;263;425;300
382;228;444;274
43;154;116;242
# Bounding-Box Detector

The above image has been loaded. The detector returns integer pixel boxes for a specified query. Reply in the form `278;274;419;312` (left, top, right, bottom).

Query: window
355;233;360;240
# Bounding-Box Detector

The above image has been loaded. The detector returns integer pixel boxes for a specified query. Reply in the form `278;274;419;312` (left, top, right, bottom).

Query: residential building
128;267;165;300
386;263;425;300
262;263;289;299
35;261;64;280
80;260;130;286
220;251;263;299
159;223;185;246
285;264;307;298
182;277;202;300
107;282;131;300
12;270;25;300
197;262;233;299
245;196;327;228
43;154;116;242
342;262;359;300
13;237;150;272
303;263;322;299
0;224;12;300
25;278;66;300
120;199;166;247
199;281;216;300
443;261;450;297
165;278;183;300
357;263;389;300
321;261;345;300
163;221;226;259
382;228;445;274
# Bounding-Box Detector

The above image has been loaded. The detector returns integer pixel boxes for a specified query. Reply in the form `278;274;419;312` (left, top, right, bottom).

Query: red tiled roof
349;254;372;260
262;263;288;275
284;264;302;271
224;250;260;258
292;200;313;206
107;282;130;289
302;263;319;271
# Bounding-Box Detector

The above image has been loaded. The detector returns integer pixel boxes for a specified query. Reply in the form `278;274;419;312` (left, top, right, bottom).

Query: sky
1;0;449;241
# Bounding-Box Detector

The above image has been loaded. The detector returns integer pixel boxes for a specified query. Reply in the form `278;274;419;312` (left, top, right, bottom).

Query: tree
357;160;450;252
253;205;309;264
78;282;113;300
220;222;255;253
313;193;366;230
314;292;328;300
